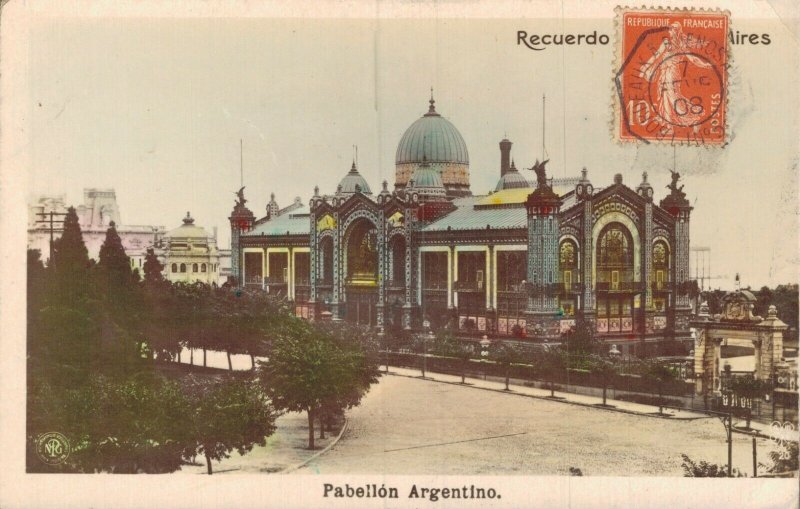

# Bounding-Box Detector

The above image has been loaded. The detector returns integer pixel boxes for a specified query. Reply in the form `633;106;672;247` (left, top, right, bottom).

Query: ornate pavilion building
230;97;695;355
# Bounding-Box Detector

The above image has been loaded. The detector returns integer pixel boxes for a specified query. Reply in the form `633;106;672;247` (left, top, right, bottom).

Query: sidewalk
176;411;345;474
385;366;797;441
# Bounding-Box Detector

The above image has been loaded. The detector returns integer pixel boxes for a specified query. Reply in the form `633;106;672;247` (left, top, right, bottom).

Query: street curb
388;372;708;421
281;417;350;474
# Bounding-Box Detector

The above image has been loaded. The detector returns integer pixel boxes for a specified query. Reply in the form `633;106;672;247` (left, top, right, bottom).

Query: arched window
652;240;670;308
597;222;634;287
180;263;186;273
171;263;177;273
201;263;207;272
596;222;635;324
192;263;198;272
559;240;578;275
559;239;579;315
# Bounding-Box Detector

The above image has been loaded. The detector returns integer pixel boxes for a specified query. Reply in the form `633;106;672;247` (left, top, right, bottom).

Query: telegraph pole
35;211;67;265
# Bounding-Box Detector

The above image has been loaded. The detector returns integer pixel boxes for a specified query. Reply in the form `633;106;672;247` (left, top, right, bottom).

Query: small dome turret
337;161;372;196
495;160;529;191
408;159;446;201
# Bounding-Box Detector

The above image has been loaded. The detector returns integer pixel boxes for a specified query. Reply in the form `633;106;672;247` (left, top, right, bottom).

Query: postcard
0;1;797;508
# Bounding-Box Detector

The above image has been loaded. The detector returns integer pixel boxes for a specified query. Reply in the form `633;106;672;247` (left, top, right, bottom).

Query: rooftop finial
642;171;648;182
427;87;437;114
183;211;194;225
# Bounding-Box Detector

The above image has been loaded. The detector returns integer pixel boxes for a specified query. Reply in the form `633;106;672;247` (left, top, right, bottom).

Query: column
581;199;595;324
331;212;341;319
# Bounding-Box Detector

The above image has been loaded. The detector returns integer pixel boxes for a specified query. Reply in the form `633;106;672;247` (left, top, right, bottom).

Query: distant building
28;188;165;272
153;212;222;285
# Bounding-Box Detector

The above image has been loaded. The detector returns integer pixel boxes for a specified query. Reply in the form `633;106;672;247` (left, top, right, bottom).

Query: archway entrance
344;219;379;326
693;291;787;395
595;222;636;334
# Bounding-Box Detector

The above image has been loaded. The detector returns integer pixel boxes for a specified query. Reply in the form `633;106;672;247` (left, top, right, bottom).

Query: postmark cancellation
614;6;730;145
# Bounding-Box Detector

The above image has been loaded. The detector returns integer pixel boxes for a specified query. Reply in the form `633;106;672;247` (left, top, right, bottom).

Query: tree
538;347;566;397
432;331;473;384
644;362;677;414
28;374;192;473
491;342;521;391
561;320;598;356
49;207;89;284
96;221;138;292
142;248;165;285
588;356;619;406
185;377;277;475
681;454;745;477
316;322;380;438
258;319;342;450
259;317;379;450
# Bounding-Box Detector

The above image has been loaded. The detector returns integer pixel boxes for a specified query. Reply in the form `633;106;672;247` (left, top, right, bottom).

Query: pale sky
23;14;799;289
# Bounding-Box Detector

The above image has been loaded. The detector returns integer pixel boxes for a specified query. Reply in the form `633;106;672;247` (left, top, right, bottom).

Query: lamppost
480;335;491;380
421;319;431;378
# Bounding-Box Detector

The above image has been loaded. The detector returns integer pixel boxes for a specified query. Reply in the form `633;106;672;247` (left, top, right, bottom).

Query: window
180;263;186;273
597;223;634;286
652;240;670;290
201;263;206;272
171;263;177;273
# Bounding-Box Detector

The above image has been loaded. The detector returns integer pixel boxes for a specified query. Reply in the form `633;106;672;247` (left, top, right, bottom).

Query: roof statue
235;186;247;207
532;159;550;189
667;170;685;198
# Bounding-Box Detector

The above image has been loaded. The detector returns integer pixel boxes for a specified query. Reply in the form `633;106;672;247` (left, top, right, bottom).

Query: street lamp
421;320;431;378
480;335;491;380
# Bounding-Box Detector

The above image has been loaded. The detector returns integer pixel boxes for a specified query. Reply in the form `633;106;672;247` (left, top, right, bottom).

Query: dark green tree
185;378;277;475
491;342;522;391
644;362;677;414
588;356;619;406
96;221;137;292
315;322;380;437
28;374;191;473
50;206;90;298
432;331;473;384
258;319;340;449
142;248;165;285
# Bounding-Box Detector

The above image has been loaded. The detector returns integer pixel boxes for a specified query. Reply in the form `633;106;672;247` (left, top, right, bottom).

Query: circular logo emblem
35;432;70;466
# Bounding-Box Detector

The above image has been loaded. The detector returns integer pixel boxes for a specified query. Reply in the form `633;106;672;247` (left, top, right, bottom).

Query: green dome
408;163;447;200
337;162;372;195
495;163;530;191
395;98;469;165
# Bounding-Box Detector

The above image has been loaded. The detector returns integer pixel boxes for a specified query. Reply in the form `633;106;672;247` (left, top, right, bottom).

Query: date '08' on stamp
615;8;729;145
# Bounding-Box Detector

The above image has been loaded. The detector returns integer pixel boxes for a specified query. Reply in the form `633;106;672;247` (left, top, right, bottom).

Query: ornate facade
230;97;695;355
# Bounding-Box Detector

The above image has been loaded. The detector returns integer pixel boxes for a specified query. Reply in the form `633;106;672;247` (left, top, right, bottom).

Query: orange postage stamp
615;7;729;145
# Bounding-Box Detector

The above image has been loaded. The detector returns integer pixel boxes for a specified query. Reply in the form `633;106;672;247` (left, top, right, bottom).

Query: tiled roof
243;205;310;237
420;197;527;232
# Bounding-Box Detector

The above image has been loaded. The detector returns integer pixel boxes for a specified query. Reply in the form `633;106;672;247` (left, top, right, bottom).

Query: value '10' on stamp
615;7;729;145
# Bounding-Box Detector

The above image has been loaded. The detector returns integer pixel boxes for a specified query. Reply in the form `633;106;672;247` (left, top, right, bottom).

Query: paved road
296;374;765;476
